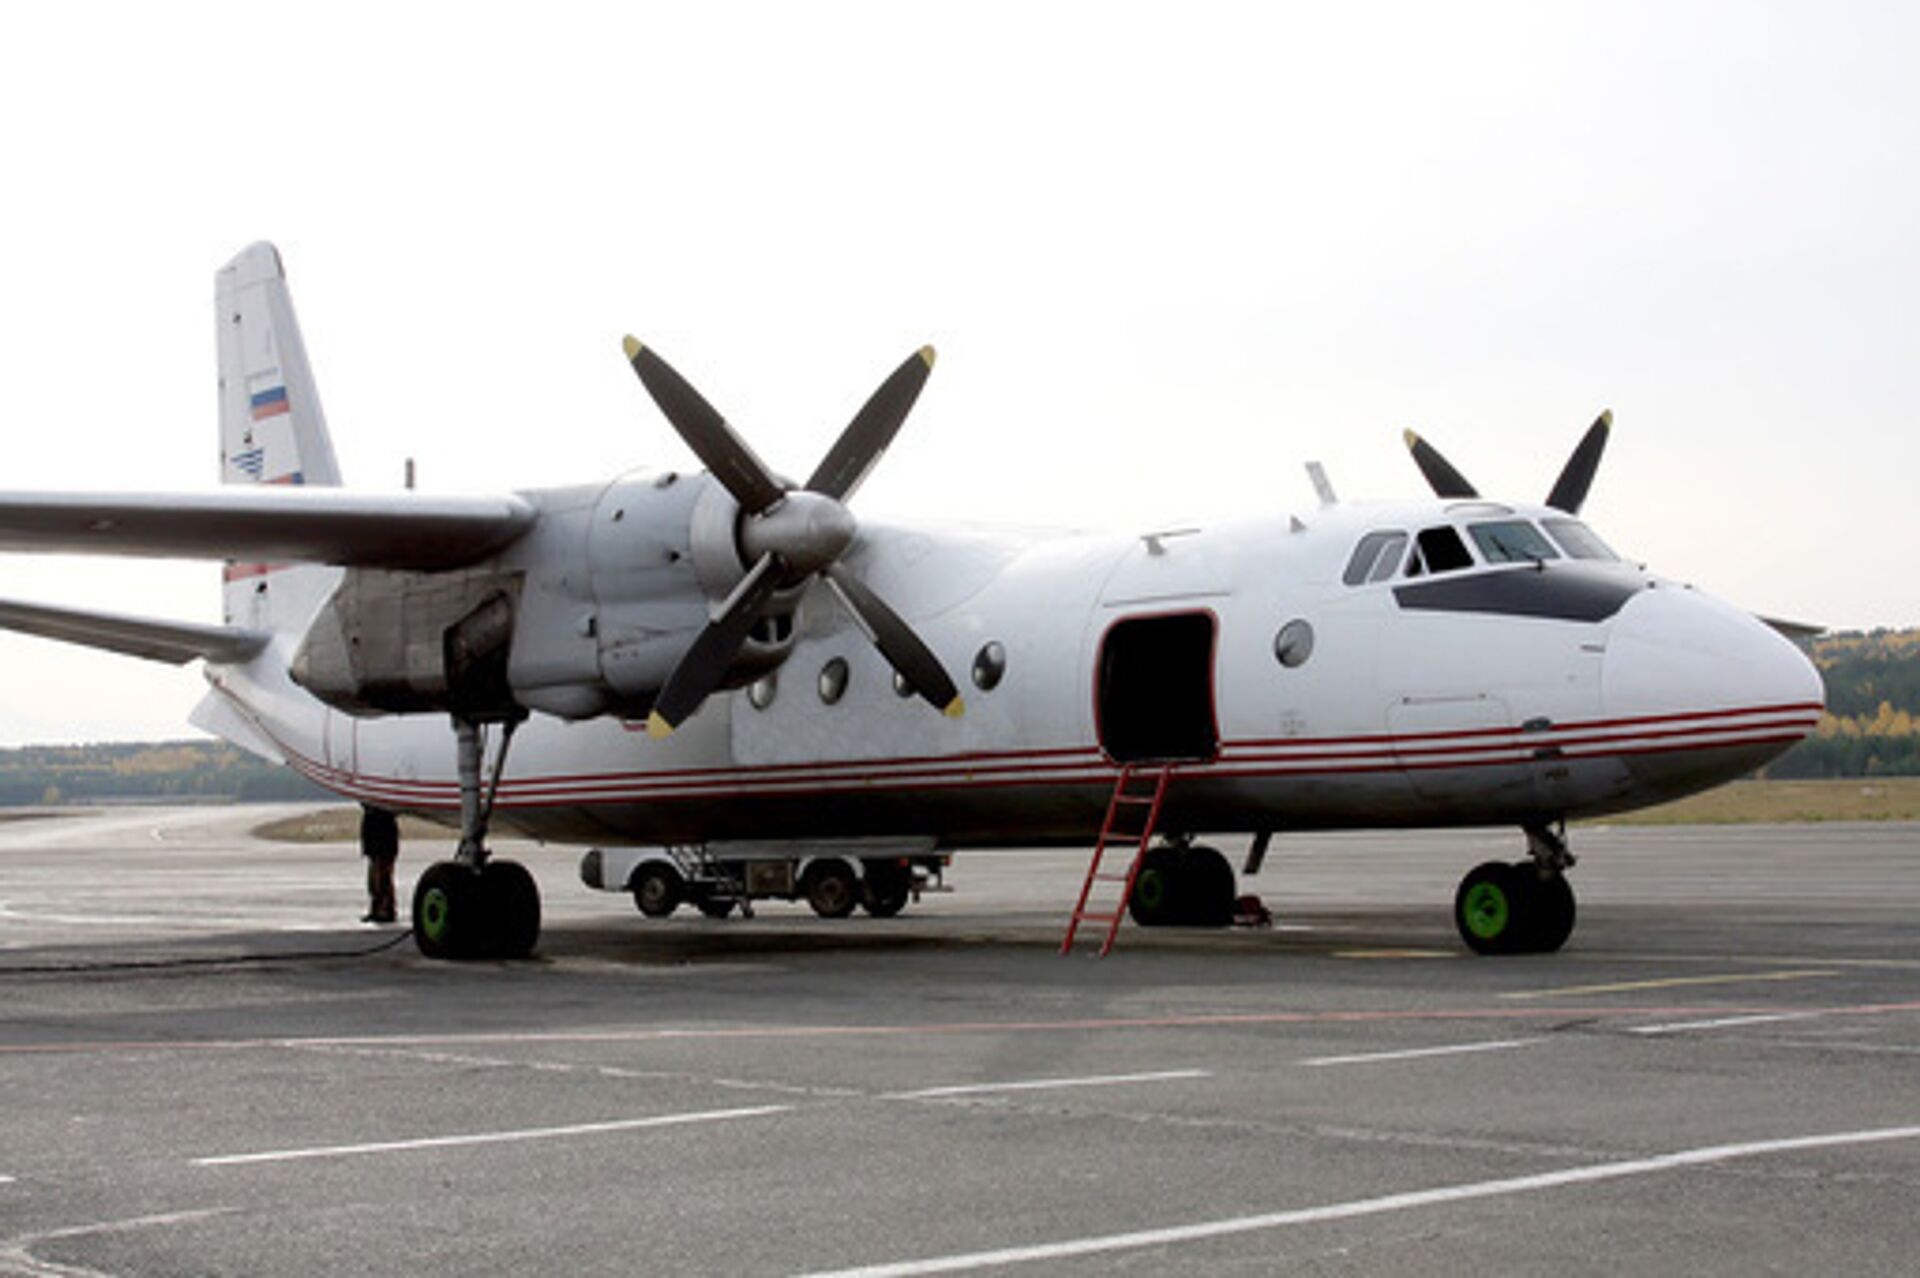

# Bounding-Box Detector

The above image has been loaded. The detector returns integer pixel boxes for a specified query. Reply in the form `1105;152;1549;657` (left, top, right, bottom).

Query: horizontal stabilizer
0;597;271;666
0;489;536;570
1757;614;1824;644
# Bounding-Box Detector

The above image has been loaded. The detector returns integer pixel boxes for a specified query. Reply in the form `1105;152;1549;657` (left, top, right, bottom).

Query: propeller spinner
622;338;963;736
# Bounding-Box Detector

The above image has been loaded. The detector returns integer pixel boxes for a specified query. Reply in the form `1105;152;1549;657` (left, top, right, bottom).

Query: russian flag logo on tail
247;370;290;421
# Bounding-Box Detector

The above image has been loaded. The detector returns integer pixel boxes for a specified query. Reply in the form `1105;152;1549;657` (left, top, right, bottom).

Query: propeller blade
1545;410;1612;514
1402;430;1479;499
623;338;786;514
823;562;964;719
805;346;936;501
645;553;782;737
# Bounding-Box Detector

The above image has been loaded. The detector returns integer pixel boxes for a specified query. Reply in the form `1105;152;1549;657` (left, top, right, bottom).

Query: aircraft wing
0;597;270;665
0;489;536;570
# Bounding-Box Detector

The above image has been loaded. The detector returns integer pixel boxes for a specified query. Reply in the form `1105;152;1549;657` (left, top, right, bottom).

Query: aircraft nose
1600;583;1824;795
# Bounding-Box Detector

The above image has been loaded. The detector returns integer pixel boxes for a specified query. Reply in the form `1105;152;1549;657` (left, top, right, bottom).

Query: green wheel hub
1462;880;1510;941
418;886;452;943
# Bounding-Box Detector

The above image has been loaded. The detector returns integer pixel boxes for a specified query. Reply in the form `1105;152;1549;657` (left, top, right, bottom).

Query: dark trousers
365;854;398;922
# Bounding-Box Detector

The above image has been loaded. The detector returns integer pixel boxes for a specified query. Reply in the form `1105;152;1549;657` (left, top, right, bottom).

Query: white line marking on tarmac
2;1208;232;1277
891;1069;1209;1099
0;1174;13;1185
1629;1011;1831;1036
194;1104;790;1167
1298;1039;1541;1067
794;1124;1920;1277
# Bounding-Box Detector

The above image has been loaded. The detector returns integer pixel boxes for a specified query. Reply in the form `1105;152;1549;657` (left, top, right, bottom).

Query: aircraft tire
803;860;860;919
1127;848;1184;927
1181;846;1236;927
481;859;541;959
633;863;685;918
860;861;913;918
1525;868;1576;953
1454;861;1532;955
413;860;482;960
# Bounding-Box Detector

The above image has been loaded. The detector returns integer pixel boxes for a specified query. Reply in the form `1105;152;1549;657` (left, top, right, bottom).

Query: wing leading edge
0;489;536;570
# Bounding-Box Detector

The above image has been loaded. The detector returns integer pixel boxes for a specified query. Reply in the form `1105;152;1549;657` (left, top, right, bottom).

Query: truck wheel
861;861;913;918
632;863;684;918
803;860;859;919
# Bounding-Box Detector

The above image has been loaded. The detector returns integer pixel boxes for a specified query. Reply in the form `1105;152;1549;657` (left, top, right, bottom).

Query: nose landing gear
1453;822;1577;956
412;715;541;960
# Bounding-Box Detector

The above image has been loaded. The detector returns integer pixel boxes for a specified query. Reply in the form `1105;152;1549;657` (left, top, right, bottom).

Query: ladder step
1071;912;1120;925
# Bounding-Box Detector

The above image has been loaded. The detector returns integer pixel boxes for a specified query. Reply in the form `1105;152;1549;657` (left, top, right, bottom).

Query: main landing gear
1453;822;1577;955
1126;842;1237;928
412;715;541;961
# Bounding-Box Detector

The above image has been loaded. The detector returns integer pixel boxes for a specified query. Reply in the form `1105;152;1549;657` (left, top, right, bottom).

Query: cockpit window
1414;525;1474;574
1342;531;1410;585
1541;517;1619;561
1468;519;1560;565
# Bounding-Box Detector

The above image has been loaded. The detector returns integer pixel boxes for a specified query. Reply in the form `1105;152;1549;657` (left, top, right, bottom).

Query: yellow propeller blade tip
1402;428;1421;448
622;336;643;361
1599;408;1614;427
943;697;966;719
918;345;937;369
645;711;674;739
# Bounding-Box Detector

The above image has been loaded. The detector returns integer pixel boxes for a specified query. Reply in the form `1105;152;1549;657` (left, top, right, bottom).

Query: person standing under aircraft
361;805;400;923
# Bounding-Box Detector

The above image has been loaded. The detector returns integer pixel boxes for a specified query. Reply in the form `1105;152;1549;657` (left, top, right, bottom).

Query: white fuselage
199;494;1823;851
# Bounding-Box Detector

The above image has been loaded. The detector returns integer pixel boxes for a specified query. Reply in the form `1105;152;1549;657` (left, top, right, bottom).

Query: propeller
1402;430;1479;499
1403;412;1613;513
622;338;962;736
1544;410;1611;514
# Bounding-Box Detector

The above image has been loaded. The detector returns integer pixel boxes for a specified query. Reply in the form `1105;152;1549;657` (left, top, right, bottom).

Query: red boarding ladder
1061;763;1174;957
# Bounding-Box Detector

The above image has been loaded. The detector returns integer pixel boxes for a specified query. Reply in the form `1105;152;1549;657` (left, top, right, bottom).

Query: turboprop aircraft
0;243;1824;961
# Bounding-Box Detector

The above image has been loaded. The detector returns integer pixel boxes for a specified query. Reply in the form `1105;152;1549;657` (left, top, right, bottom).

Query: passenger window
1542;517;1619;561
1342;531;1410;586
1468;519;1560;564
1415;526;1474;574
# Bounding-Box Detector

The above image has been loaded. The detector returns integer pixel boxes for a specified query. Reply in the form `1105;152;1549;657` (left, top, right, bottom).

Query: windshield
1468;519;1560;564
1541;517;1619;561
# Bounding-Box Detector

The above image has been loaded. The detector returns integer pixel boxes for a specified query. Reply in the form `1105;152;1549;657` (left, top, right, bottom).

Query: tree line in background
0;628;1910;803
1766;628;1920;777
0;741;328;806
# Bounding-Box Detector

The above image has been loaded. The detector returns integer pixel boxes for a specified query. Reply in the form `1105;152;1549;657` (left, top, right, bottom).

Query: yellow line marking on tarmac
1501;969;1839;1001
1333;949;1456;960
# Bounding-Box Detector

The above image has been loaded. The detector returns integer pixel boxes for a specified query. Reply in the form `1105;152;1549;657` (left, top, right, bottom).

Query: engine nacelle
290;471;802;721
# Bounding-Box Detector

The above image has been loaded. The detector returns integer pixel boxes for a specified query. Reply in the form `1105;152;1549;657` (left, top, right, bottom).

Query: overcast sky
0;2;1914;745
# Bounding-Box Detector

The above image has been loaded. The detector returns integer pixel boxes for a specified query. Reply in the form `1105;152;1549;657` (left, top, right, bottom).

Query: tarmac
1;805;1917;1275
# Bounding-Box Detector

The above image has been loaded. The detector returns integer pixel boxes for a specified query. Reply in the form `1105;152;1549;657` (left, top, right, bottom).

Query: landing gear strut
413;714;541;960
1453;821;1577;956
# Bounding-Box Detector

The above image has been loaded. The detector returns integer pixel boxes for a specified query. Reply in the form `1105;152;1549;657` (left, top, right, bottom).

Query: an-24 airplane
0;244;1823;961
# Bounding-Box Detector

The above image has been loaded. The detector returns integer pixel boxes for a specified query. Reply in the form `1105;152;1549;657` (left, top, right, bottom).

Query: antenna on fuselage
1305;461;1337;507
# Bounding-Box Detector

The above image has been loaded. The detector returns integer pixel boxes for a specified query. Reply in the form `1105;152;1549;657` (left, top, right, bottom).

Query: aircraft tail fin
214;243;345;632
215;244;342;489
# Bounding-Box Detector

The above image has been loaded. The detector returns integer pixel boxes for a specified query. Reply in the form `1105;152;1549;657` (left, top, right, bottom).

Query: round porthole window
818;657;849;705
972;641;1006;691
748;672;778;709
1273;619;1314;668
892;669;916;698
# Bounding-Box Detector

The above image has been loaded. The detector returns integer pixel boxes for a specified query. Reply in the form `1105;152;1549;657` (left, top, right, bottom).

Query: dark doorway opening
1097;612;1219;764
